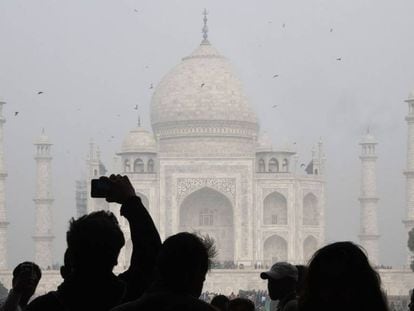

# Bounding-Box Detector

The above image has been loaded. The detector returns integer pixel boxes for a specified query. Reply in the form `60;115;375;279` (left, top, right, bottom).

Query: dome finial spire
202;8;209;43
134;105;141;127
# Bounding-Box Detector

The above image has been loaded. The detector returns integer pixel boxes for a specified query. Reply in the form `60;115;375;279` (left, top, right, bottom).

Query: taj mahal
1;14;414;298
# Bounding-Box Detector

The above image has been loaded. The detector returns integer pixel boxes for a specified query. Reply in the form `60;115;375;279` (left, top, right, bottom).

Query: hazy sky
0;0;413;268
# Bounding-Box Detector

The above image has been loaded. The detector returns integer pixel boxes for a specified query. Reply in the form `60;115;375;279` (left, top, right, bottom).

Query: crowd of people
0;174;412;311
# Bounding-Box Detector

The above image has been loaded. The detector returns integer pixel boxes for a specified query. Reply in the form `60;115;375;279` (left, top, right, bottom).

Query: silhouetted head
156;232;216;297
211;295;230;311
295;264;308;295
66;211;125;273
260;262;298;301
60;248;72;279
228;298;255;311
12;262;41;304
299;241;389;311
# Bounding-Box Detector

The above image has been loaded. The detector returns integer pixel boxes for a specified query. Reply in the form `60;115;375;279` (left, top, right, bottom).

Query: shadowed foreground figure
27;175;161;311
298;241;389;311
228;298;255;311
294;265;308;297
409;289;414;311
0;262;41;311
112;232;217;311
210;295;229;311
261;262;298;311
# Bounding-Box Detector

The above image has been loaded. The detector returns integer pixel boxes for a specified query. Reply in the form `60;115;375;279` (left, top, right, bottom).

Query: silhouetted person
27;175;161;311
112;232;217;311
0;262;41;311
409;289;414;311
59;249;72;281
260;262;298;311
294;265;308;297
228;298;255;311
298;241;389;311
211;295;230;311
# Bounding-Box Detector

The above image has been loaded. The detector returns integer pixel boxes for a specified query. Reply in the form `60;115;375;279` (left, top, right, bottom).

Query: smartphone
91;178;111;198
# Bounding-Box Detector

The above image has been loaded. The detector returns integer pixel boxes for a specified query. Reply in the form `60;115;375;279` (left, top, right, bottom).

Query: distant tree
0;279;8;299
408;228;414;271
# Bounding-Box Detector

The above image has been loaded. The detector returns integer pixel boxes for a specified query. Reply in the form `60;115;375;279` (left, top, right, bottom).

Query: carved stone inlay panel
177;177;236;205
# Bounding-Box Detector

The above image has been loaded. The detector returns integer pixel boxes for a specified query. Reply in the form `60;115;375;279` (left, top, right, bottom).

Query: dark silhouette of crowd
1;174;411;310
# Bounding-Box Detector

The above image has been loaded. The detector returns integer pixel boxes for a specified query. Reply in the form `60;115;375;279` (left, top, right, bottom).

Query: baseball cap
260;262;298;281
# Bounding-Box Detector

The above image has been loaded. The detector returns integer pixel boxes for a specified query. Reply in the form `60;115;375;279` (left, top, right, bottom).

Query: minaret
0;99;8;270
33;129;54;269
86;141;108;213
404;90;414;267
358;129;380;266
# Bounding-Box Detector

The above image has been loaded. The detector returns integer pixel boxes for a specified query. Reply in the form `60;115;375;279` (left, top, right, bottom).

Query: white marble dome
121;127;156;153
151;40;258;131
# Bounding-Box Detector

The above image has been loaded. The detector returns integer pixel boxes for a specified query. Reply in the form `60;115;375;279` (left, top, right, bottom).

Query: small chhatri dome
121;127;156;153
408;88;414;101
35;128;52;145
360;128;377;144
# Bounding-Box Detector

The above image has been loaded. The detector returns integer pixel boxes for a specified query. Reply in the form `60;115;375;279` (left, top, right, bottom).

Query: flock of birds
10;12;341;164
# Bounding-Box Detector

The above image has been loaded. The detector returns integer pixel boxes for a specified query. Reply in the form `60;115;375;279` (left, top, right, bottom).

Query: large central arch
179;187;234;262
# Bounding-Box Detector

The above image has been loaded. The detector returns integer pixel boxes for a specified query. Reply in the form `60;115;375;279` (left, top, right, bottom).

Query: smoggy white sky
0;0;413;268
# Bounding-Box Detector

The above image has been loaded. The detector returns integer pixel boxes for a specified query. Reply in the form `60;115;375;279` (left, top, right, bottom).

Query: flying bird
134;105;139;110
37;91;43;95
330;28;333;33
14;112;19;116
149;83;154;89
272;105;278;108
336;57;342;61
272;74;279;78
134;9;138;12
300;163;306;168
282;23;286;28
201;83;205;88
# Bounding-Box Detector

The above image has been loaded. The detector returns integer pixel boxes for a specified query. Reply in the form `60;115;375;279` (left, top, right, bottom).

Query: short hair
13;262;41;280
66;210;125;270
228;298;255;311
156;232;216;288
211;295;230;311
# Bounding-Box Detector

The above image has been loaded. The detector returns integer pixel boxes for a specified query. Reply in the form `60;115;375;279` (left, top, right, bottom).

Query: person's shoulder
110;299;141;311
27;291;63;311
188;296;216;311
282;298;298;311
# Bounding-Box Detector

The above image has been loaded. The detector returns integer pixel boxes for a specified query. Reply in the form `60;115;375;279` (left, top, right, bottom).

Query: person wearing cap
260;262;298;311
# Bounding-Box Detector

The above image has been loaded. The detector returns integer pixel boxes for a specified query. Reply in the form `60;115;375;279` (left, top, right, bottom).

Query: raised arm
104;175;161;302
